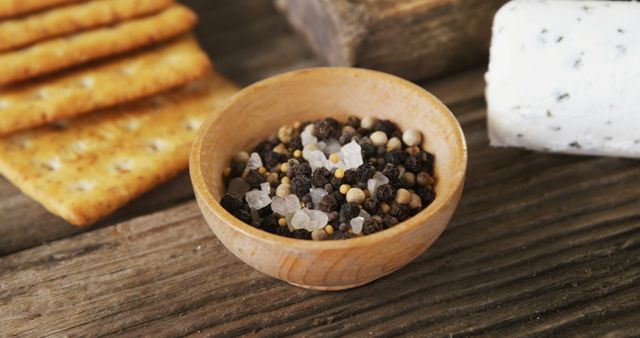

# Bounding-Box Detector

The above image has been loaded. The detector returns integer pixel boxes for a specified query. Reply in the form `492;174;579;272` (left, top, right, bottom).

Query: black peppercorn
384;150;407;165
286;159;299;177
329;190;345;205
230;161;245;177
311;167;331;187
362;198;378;214
363;219;384;235
404;155;421;173
347;116;360;128
294;162;312;177
317;194;337;212
390;204;410;221
233;206;253;224
291;176;311;197
339;202;361;222
415;186;436;206
338;133;353;145
374;119;398;136
245;169;266;189
360;142;376;159
328;211;339;221
382;215;399;228
330;176;342;190
419;151;435;175
343;169;358;184
290;229;311;240
382;164;400;182
315;118;340;139
376;146;386;156
356;164;376;182
220;193;244;213
289;136;302;151
264;151;280;168
257;204;272;218
376;184;395;203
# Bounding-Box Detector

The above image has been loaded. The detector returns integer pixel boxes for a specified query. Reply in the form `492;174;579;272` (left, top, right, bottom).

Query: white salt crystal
304;149;328;170
304;209;329;230
301;128;318;146
260;182;271;194
350;216;365;234
227;177;249;197
285;194;301;214
367;172;389;198
291;210;310;230
246;152;263;171
245;190;271;210
271;196;287;216
309;188;328;207
341;140;363;169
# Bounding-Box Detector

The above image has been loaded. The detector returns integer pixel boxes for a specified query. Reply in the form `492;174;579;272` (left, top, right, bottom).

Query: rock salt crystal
304;148;328;170
350;216;365;234
341;140;363;169
301;128;318;146
305;209;329;230
285;194;301;214
228;177;249;197
323;139;342;156
245;189;271;210
309;188;328;207
359;209;371;221
260;182;271;194
367;172;389;199
246;152;263;171
291;210;310;230
271;196;287;216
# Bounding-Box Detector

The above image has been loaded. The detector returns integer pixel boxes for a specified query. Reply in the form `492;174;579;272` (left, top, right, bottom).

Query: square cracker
0;73;239;226
0;0;84;19
0;35;212;135
0;0;174;52
0;5;197;85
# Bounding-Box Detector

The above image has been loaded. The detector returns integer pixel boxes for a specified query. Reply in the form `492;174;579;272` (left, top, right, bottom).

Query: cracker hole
72;140;88;153
43;158;61;171
113;160;134;173
77;76;94;89
0;100;9;109
147;139;165;152
70;181;94;192
11;136;31;149
120;65;137;76
164;56;179;65
125;120;140;132
29;89;50;100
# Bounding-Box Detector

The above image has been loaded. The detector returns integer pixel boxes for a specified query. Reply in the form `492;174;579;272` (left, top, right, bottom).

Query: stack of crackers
0;0;239;226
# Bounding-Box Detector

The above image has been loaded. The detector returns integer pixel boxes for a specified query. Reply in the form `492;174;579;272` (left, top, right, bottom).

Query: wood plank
275;0;507;80
0;0;320;256
2;68;639;336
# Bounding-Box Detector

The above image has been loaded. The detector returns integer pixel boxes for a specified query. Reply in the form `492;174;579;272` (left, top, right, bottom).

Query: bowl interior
195;67;466;239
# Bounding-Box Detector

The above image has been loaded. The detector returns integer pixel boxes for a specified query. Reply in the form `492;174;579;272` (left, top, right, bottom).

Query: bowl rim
190;66;467;250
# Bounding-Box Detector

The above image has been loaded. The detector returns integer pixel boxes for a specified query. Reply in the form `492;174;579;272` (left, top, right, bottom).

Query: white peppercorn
276;183;291;198
386;137;402;152
361;116;377;129
234;151;249;162
370;131;388;146
395;188;411;204
409;193;422;209
278;124;295;144
346;187;366;204
402;129;422;147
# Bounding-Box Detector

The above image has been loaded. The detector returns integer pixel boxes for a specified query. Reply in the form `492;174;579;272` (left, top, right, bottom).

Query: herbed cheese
485;0;640;158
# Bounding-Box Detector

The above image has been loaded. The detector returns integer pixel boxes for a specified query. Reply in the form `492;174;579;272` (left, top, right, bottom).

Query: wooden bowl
190;67;467;290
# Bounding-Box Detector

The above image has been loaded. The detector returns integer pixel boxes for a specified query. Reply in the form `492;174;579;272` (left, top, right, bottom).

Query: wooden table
2;1;639;336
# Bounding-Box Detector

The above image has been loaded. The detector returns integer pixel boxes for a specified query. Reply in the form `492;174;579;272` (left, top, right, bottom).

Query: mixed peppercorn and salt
220;117;436;240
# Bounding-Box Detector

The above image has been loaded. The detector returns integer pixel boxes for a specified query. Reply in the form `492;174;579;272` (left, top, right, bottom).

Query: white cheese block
485;0;640;158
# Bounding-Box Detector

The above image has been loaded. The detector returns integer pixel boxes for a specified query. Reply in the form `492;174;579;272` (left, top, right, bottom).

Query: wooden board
1;0;640;336
275;0;507;80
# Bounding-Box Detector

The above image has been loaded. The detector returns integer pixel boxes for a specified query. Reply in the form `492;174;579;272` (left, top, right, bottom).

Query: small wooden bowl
190;67;467;290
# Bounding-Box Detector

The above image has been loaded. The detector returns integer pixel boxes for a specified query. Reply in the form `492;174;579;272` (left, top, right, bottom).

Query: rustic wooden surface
275;0;507;80
2;0;640;336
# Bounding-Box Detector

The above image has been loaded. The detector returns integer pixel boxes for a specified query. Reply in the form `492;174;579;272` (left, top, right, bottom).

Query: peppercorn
338;223;350;232
294;161;312;177
395;188;411;204
416;172;433;187
324;183;333;192
277;124;294;144
311;229;328;241
347;116;360;128
370;131;388;146
257;204;272;218
291;176;311;197
390;204;410;221
324;225;335;235
404;155;422;173
220;193;244;213
386;137;402;152
360;142;376;159
346;187;366;204
419;151;435;175
382;215;399;228
290;229;311;240
363;219;384;235
415;186;436;206
382;164;400;182
286;159;299;177
328;211;339;221
356;164;376;182
339;202;360;222
315;118;340;139
376;184;395;203
302;194;312;203
402;129;422;147
361;116;377;129
376;145;386;156
311;167;331;187
230;161;245;177
329;190;345;205
289;136;303;151
223;167;231;177
330;176;342;190
409;193;422;209
245;169;266;188
401;172;416;187
374;119;397;136
316;194;337;212
334;168;345;179
338;133;353;145
264;151;280;168
362;198;378;214
343;169;358;184
384;150;407;165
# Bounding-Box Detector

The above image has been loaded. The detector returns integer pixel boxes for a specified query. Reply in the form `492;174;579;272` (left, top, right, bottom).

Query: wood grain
275;0;507;80
1;0;639;336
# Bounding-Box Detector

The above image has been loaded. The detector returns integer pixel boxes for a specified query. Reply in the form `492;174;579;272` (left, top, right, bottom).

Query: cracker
0;73;239;226
0;0;174;52
0;36;212;135
0;0;84;19
0;5;197;85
